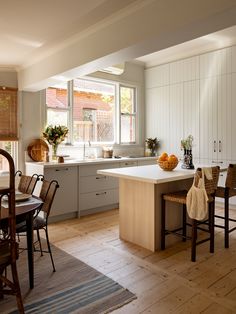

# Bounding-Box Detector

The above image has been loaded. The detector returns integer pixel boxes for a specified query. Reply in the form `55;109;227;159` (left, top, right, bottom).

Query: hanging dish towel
186;168;212;221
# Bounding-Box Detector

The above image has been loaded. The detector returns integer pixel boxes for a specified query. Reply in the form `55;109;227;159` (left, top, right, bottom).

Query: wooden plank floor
46;207;236;314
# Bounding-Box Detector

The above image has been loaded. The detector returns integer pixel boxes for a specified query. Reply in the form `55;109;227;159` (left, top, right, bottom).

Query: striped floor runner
8;255;136;314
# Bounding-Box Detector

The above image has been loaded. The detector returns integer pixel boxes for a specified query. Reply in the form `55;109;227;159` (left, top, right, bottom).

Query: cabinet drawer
79;188;118;211
80;175;118;193
80;162;119;177
120;161;138;167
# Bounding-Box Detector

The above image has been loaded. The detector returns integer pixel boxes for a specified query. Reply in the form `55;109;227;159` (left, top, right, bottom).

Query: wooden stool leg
161;196;166;250
225;193;229;248
209;201;215;254
182;204;187;242
191;219;197;262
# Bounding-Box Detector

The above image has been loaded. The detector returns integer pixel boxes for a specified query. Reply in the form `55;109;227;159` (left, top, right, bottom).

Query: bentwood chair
16;179;59;272
15;170;40;195
0;149;24;313
215;164;236;248
161;166;220;262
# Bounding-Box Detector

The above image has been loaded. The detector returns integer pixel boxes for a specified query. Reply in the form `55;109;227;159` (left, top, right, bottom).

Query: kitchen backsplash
25;144;145;162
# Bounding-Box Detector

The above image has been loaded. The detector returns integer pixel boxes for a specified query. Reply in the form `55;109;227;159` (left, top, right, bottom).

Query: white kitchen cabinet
231;73;236;160
183;80;200;160
169;83;183;156
145;63;169;88
79;162;119;215
200;48;231;79
199;74;232;164
146;86;170;153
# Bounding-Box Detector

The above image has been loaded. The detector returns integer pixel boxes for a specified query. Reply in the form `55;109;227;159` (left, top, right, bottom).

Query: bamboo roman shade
0;86;18;140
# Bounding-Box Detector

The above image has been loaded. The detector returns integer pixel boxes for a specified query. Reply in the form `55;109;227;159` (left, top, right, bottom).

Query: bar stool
215;164;236;248
161;166;220;262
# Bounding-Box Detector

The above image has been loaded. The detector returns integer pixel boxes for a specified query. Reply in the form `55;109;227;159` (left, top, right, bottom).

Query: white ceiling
136;25;236;68
0;0;138;70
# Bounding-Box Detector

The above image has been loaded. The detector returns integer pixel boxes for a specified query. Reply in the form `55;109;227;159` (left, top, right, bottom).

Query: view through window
0;142;16;172
73;79;115;143
46;78;137;144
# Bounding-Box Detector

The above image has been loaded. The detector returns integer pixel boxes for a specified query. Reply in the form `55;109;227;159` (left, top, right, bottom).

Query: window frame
119;84;137;145
45;77;139;146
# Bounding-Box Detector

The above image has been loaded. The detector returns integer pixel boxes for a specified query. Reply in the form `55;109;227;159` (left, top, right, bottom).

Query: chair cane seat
163;190;188;204
215;186;236;198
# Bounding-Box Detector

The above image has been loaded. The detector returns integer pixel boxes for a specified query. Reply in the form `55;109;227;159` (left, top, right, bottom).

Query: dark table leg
26;211;34;289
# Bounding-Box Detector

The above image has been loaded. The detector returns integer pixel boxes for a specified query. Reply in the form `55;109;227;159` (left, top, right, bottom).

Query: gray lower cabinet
44;166;78;218
25;163;78;221
26;157;157;221
79;162;119;216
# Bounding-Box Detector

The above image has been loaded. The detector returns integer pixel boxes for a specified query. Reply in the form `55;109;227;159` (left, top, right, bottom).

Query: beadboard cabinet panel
199;77;218;161
183;80;200;159
200;47;231;79
146;86;170;153
182;56;200;82
169;83;183;156
217;74;232;161
170;56;199;84
232;46;236;73
170;60;184;84
145;63;169;88
145;45;236;169
231;73;236;160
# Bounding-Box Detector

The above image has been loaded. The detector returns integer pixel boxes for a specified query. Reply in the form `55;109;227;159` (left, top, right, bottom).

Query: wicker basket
157;159;178;171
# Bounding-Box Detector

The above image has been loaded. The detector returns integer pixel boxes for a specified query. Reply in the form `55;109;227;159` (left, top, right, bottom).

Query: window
120;86;136;144
0;141;17;172
46;83;69;127
0;87;18;171
73;79;115;143
46;78;137;145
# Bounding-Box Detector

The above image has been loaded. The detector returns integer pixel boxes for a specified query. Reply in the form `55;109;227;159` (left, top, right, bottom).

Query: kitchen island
98;165;197;251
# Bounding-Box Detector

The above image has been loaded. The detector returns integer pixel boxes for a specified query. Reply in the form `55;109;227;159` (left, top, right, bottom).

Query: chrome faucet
83;141;91;159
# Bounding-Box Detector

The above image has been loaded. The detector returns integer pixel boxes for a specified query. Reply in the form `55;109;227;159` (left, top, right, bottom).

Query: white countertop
97;164;227;184
25;156;157;168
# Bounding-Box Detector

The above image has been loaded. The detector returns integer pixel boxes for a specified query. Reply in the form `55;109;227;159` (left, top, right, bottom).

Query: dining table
0;195;43;289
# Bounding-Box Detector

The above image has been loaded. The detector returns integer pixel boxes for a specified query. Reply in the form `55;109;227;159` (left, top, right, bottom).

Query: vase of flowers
180;135;194;169
145;137;159;156
43;125;69;160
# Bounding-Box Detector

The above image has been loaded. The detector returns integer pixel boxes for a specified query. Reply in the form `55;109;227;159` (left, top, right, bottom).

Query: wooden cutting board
27;139;49;162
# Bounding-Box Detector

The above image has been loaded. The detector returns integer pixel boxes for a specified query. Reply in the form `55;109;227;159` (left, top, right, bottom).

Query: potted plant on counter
145;137;159;156
43;125;69;160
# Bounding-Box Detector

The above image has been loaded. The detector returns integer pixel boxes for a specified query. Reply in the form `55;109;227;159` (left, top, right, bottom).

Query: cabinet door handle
219;140;222;153
212;160;223;164
96;176;106;180
96;192;107;196
55;168;69;171
213;140;217;153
